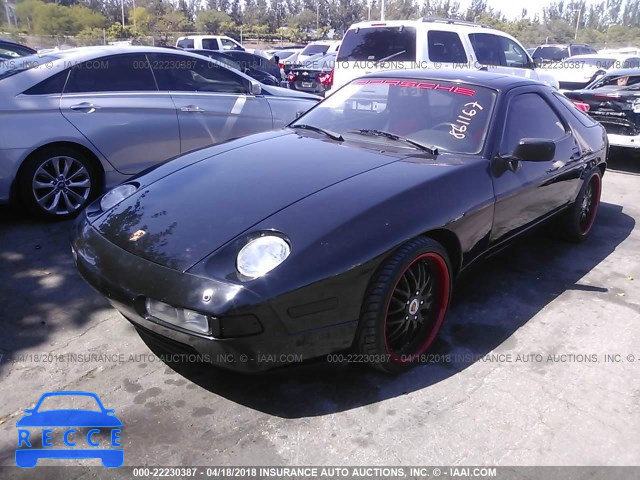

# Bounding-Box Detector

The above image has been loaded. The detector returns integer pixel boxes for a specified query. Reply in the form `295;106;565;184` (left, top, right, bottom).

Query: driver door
490;89;582;244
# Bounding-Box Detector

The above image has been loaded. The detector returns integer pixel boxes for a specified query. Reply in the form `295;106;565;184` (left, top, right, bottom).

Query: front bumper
71;217;358;372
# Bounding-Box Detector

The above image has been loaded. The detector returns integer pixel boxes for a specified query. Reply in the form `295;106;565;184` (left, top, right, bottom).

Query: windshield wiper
290;124;343;141
373;50;407;66
349;129;438;155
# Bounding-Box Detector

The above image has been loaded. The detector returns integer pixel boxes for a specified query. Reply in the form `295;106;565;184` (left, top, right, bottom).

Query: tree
195;9;232;33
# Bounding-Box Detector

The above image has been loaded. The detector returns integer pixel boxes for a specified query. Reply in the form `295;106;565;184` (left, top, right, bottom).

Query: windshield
338;27;417;62
588;73;640;89
533;46;569;61
0;53;61;80
302;44;330;56
291;78;496;154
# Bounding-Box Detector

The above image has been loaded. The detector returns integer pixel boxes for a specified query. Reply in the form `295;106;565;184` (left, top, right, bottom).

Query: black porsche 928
72;70;608;373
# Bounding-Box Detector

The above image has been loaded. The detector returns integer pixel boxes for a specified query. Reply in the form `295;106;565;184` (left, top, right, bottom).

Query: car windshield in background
302;44;330;56
0;54;60;80
0;45;33;57
534;46;569;61
337;27;417;62
589;73;640;89
291;78;496;154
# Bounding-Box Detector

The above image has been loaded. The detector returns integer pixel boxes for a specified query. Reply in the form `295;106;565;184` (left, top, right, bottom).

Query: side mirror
249;80;262;95
513;138;556;162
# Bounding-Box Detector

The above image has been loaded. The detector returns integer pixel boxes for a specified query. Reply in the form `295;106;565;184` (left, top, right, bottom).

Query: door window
150;54;248;93
64;54;156;93
501;93;566;154
221;38;242;50
201;38;220;50
470;33;530;68
427;30;468;63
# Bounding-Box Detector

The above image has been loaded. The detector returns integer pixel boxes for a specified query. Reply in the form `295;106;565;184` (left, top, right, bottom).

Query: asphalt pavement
0;152;638;473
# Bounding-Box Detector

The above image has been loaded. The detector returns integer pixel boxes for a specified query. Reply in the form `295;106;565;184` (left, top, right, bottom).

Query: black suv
531;43;597;63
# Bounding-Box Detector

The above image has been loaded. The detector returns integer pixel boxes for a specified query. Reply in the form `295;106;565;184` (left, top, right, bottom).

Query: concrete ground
0;152;639;473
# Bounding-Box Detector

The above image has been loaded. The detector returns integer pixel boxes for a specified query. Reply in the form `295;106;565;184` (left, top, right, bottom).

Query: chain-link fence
5;31;640;54
1;32;315;51
1;33;156;49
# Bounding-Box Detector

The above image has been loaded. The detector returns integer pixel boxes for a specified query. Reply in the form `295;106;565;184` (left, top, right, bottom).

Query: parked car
219;50;283;82
297;40;340;63
564;68;640;150
531;43;597;63
287;52;336;95
264;46;306;59
176;35;244;51
0;46;320;219
333;17;559;93
541;54;640;90
72;69;607;374
187;49;281;86
0;39;36;59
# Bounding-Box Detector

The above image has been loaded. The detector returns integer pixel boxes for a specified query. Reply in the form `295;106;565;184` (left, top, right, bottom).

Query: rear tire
18;147;98;220
355;237;452;374
558;168;602;243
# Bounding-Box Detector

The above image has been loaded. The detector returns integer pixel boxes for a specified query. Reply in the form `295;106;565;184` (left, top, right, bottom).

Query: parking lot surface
0;153;639;470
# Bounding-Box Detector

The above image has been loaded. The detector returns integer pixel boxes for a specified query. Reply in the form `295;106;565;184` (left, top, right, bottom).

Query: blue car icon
15;391;123;468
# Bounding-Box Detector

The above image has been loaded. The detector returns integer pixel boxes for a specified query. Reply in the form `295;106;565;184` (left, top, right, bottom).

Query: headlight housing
100;184;138;211
237;235;291;279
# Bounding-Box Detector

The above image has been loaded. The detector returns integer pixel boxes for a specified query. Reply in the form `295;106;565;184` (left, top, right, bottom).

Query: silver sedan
0;46;320;218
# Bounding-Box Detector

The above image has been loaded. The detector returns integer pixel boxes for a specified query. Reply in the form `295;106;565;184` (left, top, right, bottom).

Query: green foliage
195;9;232;33
9;0;640;48
106;22;140;40
14;0;106;36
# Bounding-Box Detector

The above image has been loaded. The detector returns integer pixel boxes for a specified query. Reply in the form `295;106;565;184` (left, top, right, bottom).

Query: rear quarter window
23;69;70;95
177;38;194;49
427;30;467;63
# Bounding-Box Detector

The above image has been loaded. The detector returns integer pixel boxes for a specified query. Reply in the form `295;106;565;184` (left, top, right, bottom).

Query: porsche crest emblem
129;229;146;242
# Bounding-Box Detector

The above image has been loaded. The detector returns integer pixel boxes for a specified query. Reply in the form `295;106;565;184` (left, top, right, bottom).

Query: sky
455;0;597;21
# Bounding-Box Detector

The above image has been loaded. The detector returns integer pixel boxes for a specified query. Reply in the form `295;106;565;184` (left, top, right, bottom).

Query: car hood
94;131;407;272
16;410;122;427
262;84;321;100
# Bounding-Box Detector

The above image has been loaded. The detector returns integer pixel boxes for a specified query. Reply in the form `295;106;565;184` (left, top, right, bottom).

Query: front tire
355;237;452;374
558;168;602;242
18;147;98;220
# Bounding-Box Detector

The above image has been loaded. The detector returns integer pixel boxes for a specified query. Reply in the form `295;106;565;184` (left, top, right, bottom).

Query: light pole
381;0;385;21
316;1;319;31
121;0;126;28
570;7;582;40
